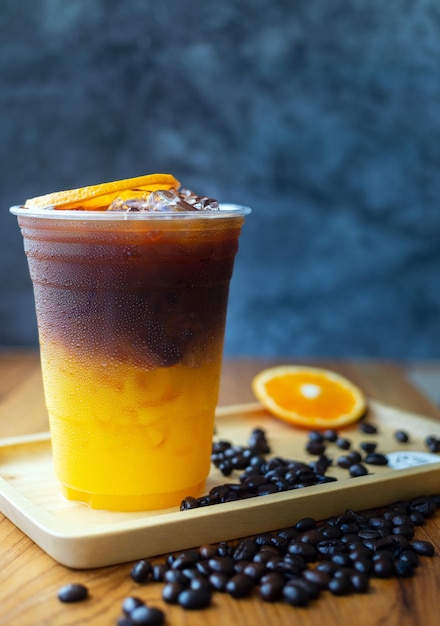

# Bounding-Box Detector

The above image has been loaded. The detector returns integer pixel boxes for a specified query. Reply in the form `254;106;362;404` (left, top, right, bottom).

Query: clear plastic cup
10;203;250;511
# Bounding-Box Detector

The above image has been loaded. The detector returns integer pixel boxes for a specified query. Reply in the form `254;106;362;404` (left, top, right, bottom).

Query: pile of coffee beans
124;494;438;617
181;419;440;512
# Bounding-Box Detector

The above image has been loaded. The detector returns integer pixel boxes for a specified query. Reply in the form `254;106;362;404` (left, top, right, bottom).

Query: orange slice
24;173;180;211
252;365;366;430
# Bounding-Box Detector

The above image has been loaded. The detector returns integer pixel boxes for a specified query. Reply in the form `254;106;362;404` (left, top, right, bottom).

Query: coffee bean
305;441;326;455
226;573;254;598
373;556;394;578
350;572;369;592
171;550;200;570
360;441;377;454
130;605;165;625
57;583;88;603
178;588;212;610
122;596;145;615
131;559;153;583
328;577;352;596
349;463;369;477
411;540;435;556
364;453;388;466
162;582;185;604
303;568;331;589
323;429;338;442
359;423;377;434
208;556;235;576
259;576;284;602
282;582;310;606
208;572;230;592
296;517;317;532
394;430;409;443
336;437;351;450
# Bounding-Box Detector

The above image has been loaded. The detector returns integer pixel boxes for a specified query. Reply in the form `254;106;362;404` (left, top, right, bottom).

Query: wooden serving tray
0;400;439;570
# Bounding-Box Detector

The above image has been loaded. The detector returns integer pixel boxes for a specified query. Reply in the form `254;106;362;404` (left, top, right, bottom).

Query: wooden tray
0;400;439;570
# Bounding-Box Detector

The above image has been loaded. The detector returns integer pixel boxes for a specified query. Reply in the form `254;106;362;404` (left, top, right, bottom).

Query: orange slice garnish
24;173;180;211
252;365;366;430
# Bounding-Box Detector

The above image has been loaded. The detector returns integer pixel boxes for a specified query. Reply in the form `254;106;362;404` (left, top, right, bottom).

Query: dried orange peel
24;173;180;211
252;365;367;430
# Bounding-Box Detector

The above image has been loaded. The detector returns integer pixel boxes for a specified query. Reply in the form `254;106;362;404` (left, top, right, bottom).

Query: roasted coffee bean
243;561;266;581
122;596;145;615
226;573;254;598
305;440;326;455
336;437;351;450
323;429;338;442
348;451;362;464
190;577;212;593
164;569;187;585
308;430;325;443
349;463;369;477
359;441;377;454
395;559;415;577
411;540;435;556
57;583;88;603
337;455;353;469
331;553;352;567
352;557;373;575
131;560;153;583
302;568;331;589
295;517;317;532
410;496;437;518
392;525;414;539
208;556;235;575
364;453;388;466
180;496;200;510
409;511;426;526
359;423;377;434
394;430;409;443
208;572;230;592
178;588;212;610
130;605;165;625
300;529;323;545
293;577;321;600
328;576;352;596
151;564;167;583
232;539;259;561
259;576;284;602
282;582;310;606
399;550;419;567
162;582;185;604
287;540;317;561
350;572;369;592
373;556;394;578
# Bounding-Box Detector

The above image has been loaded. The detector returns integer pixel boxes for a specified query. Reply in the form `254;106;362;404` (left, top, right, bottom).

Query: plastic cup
10;203;250;511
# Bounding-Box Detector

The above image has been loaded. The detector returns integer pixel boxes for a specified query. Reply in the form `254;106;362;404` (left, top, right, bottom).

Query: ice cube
107;196;150;212
107;188;220;212
145;189;197;212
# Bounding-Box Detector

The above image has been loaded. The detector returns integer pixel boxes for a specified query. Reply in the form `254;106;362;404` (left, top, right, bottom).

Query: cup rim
9;203;251;221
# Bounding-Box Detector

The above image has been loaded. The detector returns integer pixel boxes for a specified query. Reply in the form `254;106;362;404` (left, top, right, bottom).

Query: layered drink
11;175;250;510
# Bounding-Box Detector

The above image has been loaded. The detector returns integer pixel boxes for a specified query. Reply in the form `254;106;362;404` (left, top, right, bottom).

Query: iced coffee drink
11;174;250;510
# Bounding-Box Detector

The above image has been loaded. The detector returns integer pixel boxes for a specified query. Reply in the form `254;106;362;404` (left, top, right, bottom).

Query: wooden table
0;351;439;626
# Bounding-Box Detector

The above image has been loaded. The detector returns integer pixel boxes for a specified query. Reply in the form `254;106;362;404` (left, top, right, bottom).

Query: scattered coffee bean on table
127;494;439;618
57;583;89;603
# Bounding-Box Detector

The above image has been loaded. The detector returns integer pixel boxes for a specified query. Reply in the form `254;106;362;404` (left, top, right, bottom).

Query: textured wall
1;0;439;357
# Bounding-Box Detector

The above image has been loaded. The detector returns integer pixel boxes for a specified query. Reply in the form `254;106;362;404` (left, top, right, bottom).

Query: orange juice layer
40;344;221;510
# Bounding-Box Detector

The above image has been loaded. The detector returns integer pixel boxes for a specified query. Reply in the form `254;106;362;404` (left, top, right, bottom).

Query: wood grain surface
0;351;439;626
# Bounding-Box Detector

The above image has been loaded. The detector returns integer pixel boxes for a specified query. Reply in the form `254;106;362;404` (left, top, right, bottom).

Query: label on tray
386;450;440;470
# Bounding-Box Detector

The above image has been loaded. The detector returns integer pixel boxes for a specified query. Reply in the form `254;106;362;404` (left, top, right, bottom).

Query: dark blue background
1;0;439;357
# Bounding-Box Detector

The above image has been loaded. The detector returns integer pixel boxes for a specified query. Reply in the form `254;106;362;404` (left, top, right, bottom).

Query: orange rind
24;173;180;211
252;365;367;430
